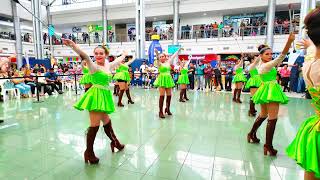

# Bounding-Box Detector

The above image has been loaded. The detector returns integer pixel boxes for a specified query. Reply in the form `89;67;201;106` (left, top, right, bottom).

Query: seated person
12;71;31;98
45;68;63;94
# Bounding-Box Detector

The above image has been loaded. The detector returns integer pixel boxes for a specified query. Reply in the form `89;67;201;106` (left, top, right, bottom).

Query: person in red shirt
279;64;291;92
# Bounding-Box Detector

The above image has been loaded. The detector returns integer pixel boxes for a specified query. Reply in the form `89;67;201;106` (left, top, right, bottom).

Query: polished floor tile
0;88;311;180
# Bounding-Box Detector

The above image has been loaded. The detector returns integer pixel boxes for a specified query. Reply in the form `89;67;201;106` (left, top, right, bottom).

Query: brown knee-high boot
233;89;238;102
113;85;117;95
126;89;134;104
184;89;189;101
236;88;242;103
248;97;257;116
159;95;165;118
84;126;100;164
165;95;172;115
179;90;185;102
247;116;267;143
117;90;125;107
264;119;278;156
103;122;125;153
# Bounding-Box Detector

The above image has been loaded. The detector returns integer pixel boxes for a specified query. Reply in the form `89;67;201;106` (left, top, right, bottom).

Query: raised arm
125;54;136;66
110;50;129;69
234;57;243;70
184;60;191;68
169;48;182;65
154;49;161;67
259;33;295;74
62;39;96;72
248;56;261;71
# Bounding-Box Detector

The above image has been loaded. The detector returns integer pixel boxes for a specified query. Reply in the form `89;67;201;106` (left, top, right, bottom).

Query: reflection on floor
0;88;310;180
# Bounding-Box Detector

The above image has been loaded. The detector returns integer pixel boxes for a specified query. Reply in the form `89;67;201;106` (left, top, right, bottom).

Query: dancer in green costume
287;8;320;180
113;68;120;96
154;48;182;119
177;59;190;102
116;57;136;107
246;56;262;116
79;61;92;92
232;57;247;103
63;39;126;164
246;32;295;156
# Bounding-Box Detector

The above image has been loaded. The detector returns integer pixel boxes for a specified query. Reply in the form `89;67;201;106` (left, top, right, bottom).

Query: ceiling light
203;13;207;16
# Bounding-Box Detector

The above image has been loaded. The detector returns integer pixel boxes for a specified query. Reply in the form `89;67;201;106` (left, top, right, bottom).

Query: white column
102;0;107;45
36;0;43;59
31;0;39;59
266;0;276;48
46;5;53;59
310;0;316;10
135;0;145;59
173;0;180;45
11;0;23;69
299;0;309;37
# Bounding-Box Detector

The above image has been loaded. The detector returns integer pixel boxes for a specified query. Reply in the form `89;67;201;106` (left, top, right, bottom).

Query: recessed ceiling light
203;13;207;16
154;17;157;20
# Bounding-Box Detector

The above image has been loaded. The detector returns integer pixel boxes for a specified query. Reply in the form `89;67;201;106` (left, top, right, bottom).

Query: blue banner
148;39;162;64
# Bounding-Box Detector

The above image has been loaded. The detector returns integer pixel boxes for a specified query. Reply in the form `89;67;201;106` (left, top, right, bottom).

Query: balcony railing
0;24;298;45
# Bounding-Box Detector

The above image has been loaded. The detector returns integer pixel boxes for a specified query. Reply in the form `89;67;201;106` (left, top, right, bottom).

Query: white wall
0;39;35;56
180;15;223;27
0;0;47;22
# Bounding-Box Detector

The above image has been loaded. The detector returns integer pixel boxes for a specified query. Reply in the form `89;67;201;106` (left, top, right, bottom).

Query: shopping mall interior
0;0;320;180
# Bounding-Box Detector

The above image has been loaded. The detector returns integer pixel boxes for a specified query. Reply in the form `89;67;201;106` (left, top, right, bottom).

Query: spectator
40;64;46;73
289;63;300;92
45;68;63;94
283;19;290;33
148;64;158;87
185;25;191;39
214;66;223;91
218;22;224;37
297;65;305;93
280;65;291;92
23;66;38;97
196;62;205;90
12;71;31;98
133;67;141;86
188;63;195;90
225;65;233;91
43;33;47;44
204;63;214;90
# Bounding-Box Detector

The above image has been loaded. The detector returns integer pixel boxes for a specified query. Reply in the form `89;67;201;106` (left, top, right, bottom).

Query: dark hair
94;45;109;55
304;7;320;46
258;44;271;54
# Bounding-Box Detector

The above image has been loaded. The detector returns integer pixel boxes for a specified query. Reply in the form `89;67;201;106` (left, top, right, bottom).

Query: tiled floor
0;88;310;180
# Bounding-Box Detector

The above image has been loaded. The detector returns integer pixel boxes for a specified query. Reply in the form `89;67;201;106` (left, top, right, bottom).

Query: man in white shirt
140;61;149;87
140;61;148;74
133;68;141;86
148;64;158;87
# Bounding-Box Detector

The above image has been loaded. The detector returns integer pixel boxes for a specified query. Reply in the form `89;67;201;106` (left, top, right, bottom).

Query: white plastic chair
0;79;20;101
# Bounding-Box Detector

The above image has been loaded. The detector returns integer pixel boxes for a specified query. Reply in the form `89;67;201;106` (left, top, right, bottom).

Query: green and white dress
79;67;92;85
177;68;190;85
232;68;247;83
252;67;288;104
74;70;115;114
286;57;320;178
74;57;124;114
113;64;130;82
154;64;175;88
245;68;262;89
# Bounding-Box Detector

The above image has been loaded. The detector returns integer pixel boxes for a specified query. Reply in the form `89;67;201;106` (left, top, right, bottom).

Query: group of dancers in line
63;7;319;180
